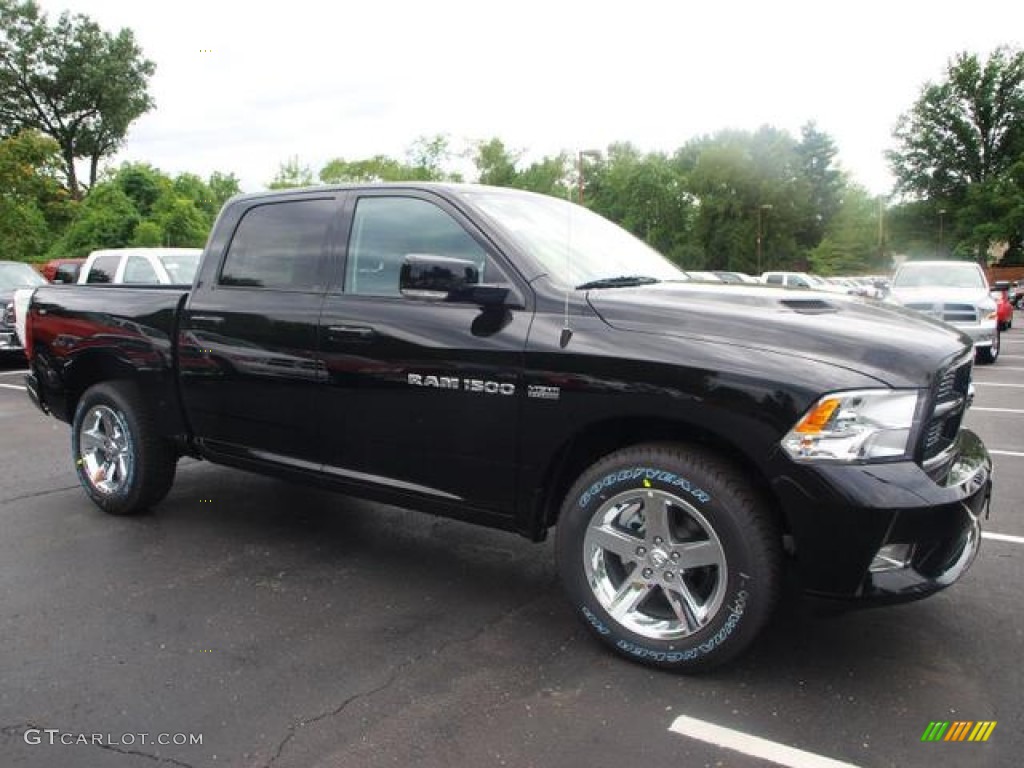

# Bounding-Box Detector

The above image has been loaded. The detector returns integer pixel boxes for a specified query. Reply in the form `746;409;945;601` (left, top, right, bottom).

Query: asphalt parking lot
1;316;1021;768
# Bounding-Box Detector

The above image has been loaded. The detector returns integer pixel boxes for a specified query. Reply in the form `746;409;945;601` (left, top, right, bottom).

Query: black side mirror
400;254;509;308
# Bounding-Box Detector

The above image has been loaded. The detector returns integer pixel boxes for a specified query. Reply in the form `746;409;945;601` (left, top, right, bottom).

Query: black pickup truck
18;183;992;670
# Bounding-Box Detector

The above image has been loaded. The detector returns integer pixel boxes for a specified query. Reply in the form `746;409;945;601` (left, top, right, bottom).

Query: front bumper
954;319;998;348
772;428;991;603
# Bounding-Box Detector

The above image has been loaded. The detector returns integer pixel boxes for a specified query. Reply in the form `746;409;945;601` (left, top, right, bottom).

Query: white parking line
972;382;1024;388
0;369;28;376
984;532;1024;544
0;383;24;391
668;715;861;768
981;366;1024;372
990;449;1024;457
970;407;1024;414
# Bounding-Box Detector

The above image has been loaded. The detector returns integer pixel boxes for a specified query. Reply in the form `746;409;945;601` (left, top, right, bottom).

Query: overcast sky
39;0;1021;195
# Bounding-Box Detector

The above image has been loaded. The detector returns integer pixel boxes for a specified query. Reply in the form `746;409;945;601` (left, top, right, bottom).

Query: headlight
782;389;921;462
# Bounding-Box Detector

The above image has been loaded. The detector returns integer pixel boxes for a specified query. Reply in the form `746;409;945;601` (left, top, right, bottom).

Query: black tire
71;381;177;515
556;443;782;672
976;329;1000;365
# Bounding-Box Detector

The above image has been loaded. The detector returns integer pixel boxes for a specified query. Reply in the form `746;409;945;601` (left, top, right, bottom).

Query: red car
40;258;86;284
991;285;1013;330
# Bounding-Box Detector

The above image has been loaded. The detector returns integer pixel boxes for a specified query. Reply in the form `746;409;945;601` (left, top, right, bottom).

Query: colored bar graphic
944;721;969;741
922;720;996;742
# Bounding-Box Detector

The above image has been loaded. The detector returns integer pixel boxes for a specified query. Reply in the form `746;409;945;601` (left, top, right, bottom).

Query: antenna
560;180;574;349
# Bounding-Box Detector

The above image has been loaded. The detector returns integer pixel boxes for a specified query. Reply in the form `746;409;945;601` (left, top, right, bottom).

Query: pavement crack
92;741;198;767
266;586;555;767
0;484;79;505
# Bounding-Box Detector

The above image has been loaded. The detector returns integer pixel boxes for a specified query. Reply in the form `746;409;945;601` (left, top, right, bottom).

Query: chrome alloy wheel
78;404;133;495
583;488;728;641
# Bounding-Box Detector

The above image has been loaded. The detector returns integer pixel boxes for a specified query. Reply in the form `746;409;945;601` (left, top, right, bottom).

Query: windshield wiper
576;275;661;290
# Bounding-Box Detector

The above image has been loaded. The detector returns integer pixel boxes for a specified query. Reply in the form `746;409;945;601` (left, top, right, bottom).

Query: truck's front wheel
72;382;177;515
556;443;781;671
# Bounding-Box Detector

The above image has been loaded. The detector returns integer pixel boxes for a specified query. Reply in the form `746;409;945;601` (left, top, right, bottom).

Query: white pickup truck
888;260;1000;364
77;248;202;285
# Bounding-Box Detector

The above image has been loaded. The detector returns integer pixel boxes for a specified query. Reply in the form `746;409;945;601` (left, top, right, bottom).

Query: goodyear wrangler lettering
579;467;710;507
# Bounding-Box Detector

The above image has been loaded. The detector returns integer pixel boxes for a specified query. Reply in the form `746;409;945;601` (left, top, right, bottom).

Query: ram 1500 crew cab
18;184;992;670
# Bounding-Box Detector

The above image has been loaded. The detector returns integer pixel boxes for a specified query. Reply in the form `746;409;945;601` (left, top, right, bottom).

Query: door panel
179;196;341;464
319;192;529;513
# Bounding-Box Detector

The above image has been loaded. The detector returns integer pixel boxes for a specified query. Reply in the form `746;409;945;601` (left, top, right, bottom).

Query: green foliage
47;163;234;256
0;129;72;259
796;122;844;249
808;186;884;275
131;220;162;247
268;156;314;189
0;0;155;198
587;144;694;265
56;183;140;256
319;155;411;183
888;47;1024;261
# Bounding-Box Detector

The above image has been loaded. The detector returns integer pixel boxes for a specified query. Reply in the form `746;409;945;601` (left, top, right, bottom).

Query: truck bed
25;284;190;429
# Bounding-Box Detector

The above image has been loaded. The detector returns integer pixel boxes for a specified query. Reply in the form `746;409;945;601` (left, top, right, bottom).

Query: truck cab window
220;199;335;291
86;255;120;284
123;256;159;284
346;197;489;296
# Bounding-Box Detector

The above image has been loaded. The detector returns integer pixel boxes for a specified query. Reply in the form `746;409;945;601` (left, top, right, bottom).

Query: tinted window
220;200;335;291
123;256;160;284
54;264;80;283
346;197;488;296
764;274;783;285
86;255;120;284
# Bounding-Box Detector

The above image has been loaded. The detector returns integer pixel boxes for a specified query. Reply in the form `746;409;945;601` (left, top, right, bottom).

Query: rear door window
220;199;336;291
123;256;160;284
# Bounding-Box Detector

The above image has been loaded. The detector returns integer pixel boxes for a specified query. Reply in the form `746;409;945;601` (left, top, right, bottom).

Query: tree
796;122;844;249
888;47;1024;261
0;0;155;198
807;186;883;275
0;129;71;260
268;156;314;189
319;155;409;183
587;144;695;265
55;182;140;255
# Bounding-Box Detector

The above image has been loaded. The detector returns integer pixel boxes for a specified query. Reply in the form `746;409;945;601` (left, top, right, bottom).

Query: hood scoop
779;298;839;314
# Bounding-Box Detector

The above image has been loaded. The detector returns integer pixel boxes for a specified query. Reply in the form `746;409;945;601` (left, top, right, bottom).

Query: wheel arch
528;416;789;543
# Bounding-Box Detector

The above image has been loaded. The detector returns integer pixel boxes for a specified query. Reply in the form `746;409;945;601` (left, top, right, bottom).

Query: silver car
889;260;1000;364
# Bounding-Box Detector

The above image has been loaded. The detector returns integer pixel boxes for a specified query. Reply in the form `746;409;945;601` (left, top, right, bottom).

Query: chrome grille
904;303;978;324
921;356;973;462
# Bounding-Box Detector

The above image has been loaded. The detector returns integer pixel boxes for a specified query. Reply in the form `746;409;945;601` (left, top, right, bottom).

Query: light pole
938;208;947;251
577;149;601;205
756;204;773;274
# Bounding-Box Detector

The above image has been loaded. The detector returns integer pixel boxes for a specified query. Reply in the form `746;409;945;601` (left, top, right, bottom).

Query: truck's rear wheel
556;443;781;671
72;382;177;515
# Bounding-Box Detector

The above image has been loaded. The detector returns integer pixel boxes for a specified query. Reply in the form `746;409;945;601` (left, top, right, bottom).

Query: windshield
893;262;986;290
0;262;47;290
158;251;201;284
461;190;686;288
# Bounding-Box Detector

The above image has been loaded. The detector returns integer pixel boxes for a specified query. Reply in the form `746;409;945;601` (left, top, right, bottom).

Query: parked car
888;260;1000;364
759;271;848;294
711;271;759;284
1;261;48;355
77;248;202;285
17;184;992;671
40;257;87;284
991;284;1013;331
